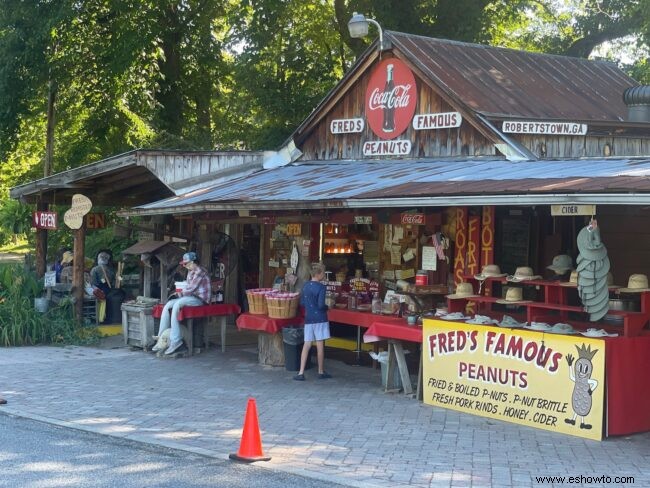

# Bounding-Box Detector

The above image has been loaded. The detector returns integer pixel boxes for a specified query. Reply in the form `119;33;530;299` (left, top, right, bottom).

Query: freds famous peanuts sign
422;319;605;440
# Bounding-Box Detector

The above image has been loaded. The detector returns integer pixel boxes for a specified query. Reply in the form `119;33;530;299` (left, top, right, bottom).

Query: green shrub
0;263;100;346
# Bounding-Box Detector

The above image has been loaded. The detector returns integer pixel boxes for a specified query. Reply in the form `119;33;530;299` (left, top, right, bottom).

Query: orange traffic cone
229;398;271;463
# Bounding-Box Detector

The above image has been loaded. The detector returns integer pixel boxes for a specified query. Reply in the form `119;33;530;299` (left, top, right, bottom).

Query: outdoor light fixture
348;12;384;51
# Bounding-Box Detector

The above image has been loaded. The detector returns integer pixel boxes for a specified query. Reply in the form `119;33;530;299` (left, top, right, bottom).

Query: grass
0;237;30;254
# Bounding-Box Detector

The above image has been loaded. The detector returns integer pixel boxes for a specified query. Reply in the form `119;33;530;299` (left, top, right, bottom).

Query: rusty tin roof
388;32;637;123
128;158;650;215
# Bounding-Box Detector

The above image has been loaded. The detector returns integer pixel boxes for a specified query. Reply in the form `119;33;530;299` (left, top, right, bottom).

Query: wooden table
152;303;241;355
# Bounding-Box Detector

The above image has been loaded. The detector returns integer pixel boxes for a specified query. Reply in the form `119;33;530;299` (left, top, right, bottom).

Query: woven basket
246;288;276;315
266;294;300;319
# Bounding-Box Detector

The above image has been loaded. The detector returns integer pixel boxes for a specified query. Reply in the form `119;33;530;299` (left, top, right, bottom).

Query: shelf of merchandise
446;276;650;337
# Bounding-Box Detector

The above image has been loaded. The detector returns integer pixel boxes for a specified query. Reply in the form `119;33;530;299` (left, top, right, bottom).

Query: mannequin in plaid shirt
154;251;211;355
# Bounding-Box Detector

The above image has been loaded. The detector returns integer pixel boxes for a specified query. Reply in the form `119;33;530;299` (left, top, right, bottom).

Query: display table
363;319;423;397
236;313;304;366
235;313;304;334
153;303;241;354
604;335;650;435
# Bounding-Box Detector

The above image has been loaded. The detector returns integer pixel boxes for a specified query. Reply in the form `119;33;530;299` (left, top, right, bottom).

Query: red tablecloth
236;312;304;334
152;303;241;320
364;319;423;344
328;308;387;328
604;335;650;436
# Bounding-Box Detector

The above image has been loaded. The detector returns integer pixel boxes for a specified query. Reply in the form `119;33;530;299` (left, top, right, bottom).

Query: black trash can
282;327;304;372
105;288;126;324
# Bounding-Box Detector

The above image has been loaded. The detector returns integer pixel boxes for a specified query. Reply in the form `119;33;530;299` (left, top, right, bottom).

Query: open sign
33;211;58;230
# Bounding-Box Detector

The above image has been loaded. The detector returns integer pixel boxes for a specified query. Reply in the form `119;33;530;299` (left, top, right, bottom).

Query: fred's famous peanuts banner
423;319;605;440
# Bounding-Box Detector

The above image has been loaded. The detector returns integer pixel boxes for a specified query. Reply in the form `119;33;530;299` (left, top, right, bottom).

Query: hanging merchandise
576;220;610;321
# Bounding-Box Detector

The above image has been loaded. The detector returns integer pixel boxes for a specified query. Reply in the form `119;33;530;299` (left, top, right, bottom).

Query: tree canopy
0;0;648;199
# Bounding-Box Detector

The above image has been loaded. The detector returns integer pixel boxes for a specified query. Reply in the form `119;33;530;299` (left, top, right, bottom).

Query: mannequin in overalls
91;252;115;323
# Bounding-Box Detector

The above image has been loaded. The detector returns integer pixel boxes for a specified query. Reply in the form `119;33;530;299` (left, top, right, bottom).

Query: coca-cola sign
365;58;416;140
400;213;425;225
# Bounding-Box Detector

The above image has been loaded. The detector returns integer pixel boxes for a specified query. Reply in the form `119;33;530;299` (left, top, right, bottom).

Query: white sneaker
164;341;185;355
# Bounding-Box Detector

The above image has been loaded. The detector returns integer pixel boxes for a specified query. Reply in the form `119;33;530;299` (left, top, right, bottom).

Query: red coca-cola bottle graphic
382;63;395;133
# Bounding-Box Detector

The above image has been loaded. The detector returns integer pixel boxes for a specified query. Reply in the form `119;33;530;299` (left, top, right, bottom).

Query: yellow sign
286;223;302;236
551;204;596;216
423;319;605;440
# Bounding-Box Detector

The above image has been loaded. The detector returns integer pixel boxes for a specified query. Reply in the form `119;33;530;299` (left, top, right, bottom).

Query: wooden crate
121;303;155;350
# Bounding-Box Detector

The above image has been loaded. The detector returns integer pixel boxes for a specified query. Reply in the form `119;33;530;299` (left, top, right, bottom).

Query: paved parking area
1;333;649;487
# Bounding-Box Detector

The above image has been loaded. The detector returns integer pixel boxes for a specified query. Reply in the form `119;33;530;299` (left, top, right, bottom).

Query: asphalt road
0;413;347;488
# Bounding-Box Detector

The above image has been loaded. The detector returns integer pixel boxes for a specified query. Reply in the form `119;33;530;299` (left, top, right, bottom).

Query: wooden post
73;223;86;321
35;202;48;277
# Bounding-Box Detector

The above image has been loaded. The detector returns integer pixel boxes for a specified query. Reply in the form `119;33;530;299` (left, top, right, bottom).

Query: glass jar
371;293;382;314
347;290;357;310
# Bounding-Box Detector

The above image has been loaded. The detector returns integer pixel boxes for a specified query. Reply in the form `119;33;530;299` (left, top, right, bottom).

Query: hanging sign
413;111;462;130
363;139;411;156
365;58;416;140
423;320;605;441
286;223;302;236
551;205;596;216
33;211;58;230
330;118;364;134
400;213;425;225
502;121;588;135
64;194;92;230
354;216;373;224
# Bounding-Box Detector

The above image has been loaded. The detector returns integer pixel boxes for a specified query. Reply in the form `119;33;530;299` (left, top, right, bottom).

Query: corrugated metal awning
121;158;650;216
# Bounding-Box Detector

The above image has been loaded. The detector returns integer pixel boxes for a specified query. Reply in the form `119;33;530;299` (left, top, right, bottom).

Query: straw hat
446;282;478;299
474;264;506;281
61;251;73;265
547;254;573;274
506;266;542;282
559;270;579;287
496;287;531;305
618;274;650;293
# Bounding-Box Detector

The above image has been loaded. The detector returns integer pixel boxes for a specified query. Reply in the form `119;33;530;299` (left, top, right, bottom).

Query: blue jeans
158;296;203;344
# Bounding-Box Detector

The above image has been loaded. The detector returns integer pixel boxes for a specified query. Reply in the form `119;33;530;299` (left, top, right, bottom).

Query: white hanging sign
551;204;596;216
502;121;588;135
412;111;462;130
330;118;364;134
363;139;411;156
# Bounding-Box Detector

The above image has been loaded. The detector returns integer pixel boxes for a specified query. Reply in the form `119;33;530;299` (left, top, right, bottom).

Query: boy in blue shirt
294;263;332;380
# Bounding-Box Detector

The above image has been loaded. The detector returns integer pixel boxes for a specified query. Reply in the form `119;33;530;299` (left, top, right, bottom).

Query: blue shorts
304;322;330;342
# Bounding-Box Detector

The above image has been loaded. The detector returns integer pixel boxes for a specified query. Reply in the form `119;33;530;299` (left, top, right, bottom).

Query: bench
152;303;241;355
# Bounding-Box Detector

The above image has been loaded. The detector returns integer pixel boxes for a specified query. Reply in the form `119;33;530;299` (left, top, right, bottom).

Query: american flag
432;232;446;260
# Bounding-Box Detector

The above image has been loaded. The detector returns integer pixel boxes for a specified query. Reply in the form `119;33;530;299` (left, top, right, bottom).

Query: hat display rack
576;218;610;321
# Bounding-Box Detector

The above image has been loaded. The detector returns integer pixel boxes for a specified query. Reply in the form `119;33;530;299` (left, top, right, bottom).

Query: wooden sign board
551;205;596;216
86;213;106;229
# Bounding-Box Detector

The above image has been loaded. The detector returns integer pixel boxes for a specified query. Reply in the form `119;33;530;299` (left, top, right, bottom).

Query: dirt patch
0;252;25;264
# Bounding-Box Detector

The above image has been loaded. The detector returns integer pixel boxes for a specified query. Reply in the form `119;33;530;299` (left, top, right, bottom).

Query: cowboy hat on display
474;264;506;281
618;274;650;293
495;287;531;305
506;266;542;283
547;254;573;274
445;282;478;299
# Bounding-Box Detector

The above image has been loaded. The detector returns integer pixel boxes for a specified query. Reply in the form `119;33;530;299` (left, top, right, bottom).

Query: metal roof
388;32;637;123
125;158;650;215
9;149;264;206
